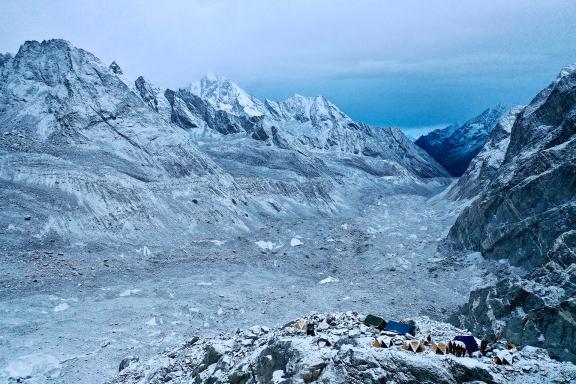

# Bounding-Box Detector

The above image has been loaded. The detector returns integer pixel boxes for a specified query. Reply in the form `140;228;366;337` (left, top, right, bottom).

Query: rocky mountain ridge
445;106;524;200
448;64;576;362
0;39;258;251
136;74;450;179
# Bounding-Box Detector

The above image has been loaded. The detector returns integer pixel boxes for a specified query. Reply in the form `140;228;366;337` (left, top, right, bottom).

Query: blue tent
454;336;479;353
384;320;415;336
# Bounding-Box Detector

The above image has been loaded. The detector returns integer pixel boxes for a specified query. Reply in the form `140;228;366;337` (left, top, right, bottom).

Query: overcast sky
1;0;575;136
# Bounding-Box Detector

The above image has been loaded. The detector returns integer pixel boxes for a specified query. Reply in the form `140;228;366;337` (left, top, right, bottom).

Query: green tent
363;314;387;330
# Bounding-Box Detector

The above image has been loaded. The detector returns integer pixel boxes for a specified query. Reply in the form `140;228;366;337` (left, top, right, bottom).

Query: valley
0;38;574;383
0;192;488;383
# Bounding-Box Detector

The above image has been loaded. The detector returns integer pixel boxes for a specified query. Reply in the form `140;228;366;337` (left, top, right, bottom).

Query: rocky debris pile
106;313;576;384
451;230;576;363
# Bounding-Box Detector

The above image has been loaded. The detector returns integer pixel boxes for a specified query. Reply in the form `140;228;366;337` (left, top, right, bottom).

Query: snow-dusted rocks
3;353;62;382
107;312;576;384
254;240;277;252
134;76;172;117
318;276;339;284
290;237;303;247
0;52;11;68
108;61;123;75
451;230;576;363
416;106;508;176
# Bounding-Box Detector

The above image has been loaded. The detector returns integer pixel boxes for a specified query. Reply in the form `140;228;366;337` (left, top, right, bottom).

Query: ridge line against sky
1;0;575;137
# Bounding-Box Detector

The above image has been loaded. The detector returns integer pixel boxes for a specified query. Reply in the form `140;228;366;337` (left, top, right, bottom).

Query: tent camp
431;342;447;355
293;320;307;330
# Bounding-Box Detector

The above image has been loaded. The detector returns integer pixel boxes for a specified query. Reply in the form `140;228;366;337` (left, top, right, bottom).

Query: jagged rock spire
109;61;123;75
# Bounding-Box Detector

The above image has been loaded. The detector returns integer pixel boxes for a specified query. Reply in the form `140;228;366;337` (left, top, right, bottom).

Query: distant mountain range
136;73;449;178
415;106;508;176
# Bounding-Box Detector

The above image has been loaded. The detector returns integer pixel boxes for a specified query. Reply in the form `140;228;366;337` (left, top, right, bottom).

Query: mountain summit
189;75;267;117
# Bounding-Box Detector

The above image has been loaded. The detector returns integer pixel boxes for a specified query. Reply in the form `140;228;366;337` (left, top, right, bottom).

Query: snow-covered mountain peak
557;63;576;80
278;93;353;126
188;74;266;117
18;38;73;53
12;39;76;83
184;76;353;127
416;105;508;176
521;62;576;119
7;38;129;95
283;93;335;111
555;62;576;92
475;104;507;121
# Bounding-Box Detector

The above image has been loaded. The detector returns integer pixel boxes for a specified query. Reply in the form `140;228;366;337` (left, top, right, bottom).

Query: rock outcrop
450;231;576;362
107;312;576;384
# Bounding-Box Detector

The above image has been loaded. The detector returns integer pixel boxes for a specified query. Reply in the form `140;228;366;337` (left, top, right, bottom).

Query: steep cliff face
448;65;576;362
450;231;576;362
416;106;507;176
448;66;576;268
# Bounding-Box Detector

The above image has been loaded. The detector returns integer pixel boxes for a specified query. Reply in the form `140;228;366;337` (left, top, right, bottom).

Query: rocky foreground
107;312;576;384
